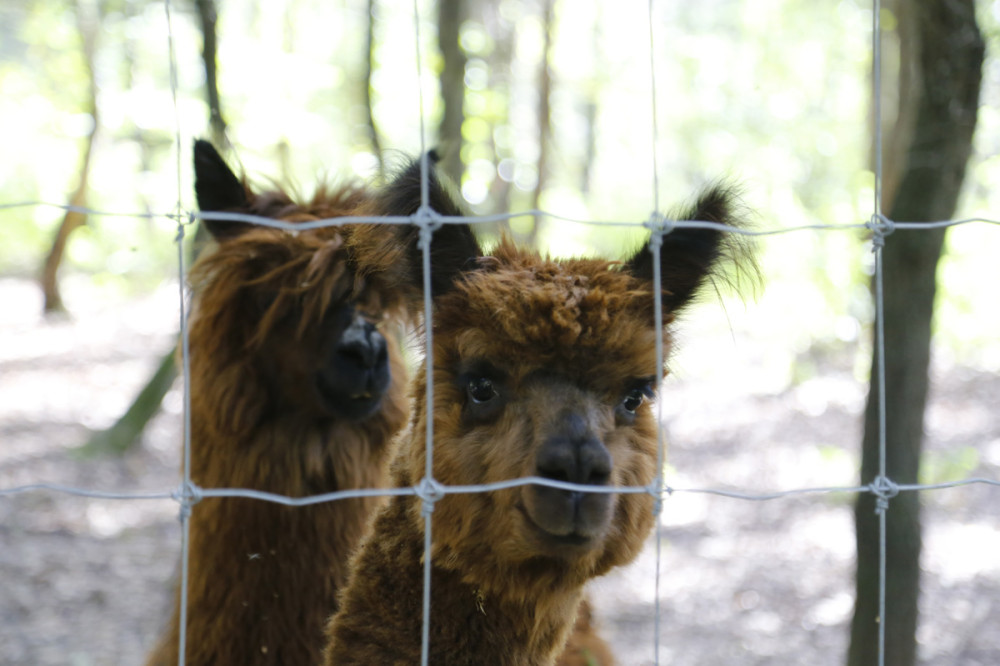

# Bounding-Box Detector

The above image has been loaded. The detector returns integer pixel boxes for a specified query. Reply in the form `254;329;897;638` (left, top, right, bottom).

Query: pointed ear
624;185;755;313
379;151;482;298
193;139;253;241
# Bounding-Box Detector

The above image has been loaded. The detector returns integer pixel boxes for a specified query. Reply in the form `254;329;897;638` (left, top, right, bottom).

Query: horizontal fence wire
4;199;1000;232
2;0;999;664
4;477;1000;504
4;475;1000;505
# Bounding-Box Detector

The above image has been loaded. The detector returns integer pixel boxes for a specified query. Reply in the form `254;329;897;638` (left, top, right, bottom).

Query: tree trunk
847;2;983;665
80;347;178;455
40;0;99;314
194;0;227;147
365;0;384;175
437;0;466;184
526;0;555;249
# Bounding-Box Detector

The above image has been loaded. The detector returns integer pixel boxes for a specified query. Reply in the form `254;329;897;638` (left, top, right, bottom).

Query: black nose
316;315;392;420
535;413;611;486
335;317;387;370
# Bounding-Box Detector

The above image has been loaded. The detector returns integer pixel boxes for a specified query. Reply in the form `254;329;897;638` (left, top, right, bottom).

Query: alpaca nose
336;317;387;370
535;413;611;486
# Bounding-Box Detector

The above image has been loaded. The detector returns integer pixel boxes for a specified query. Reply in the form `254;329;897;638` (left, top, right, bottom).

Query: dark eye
467;377;497;404
621;389;645;414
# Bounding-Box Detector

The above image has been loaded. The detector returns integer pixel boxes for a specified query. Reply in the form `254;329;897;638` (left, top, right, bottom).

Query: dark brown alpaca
146;141;416;666
324;165;751;665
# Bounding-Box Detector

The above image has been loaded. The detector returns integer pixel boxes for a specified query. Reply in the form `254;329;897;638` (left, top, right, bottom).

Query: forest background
1;0;999;664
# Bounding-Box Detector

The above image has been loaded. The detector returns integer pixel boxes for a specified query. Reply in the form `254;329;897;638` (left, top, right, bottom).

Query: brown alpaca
146;141;418;666
324;164;750;665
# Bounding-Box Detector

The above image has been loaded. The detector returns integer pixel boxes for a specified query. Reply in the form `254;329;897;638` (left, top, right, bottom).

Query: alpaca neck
326;496;583;666
147;414;396;666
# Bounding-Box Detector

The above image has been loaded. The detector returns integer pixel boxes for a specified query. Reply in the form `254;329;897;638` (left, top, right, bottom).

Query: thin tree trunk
40;0;99;314
526;0;555;248
80;347;178;455
194;0;227;147
847;2;983;665
437;0;466;184
365;0;384;175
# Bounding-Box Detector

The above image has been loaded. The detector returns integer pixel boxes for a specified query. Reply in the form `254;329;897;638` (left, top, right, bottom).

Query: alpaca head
387;161;752;591
188;140;412;435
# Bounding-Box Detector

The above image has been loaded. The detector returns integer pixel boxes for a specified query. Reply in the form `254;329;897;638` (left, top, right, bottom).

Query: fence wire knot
647;482;673;518
866;213;895;250
869;475;899;514
645;211;674;242
174;213;194;243
414;205;443;250
415;476;445;516
171;480;203;521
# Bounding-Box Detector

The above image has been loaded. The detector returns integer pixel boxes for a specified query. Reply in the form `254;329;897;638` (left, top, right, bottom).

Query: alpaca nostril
536;449;574;484
336;318;385;370
536;425;611;487
579;440;612;485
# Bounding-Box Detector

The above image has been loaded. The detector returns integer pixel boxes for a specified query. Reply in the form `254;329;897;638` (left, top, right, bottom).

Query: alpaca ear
193;139;253;241
624;185;752;313
379;152;482;298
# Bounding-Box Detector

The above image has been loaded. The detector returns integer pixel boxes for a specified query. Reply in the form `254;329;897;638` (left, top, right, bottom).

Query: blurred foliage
0;0;997;373
920;446;981;486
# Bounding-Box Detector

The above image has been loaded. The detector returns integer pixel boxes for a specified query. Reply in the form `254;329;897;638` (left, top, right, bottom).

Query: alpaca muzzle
316;315;391;420
523;412;614;549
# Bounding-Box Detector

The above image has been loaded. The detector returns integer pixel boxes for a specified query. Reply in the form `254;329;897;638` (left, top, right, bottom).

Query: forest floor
1;276;998;666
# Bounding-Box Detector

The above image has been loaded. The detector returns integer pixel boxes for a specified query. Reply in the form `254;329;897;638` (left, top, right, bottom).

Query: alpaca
145;140;417;666
324;164;751;665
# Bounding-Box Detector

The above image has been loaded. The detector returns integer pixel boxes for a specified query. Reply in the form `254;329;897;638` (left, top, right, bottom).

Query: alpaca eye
467;377;497;404
621;389;645;414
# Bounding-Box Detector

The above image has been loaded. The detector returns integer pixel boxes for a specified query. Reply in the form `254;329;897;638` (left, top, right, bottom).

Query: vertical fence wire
2;0;998;664
162;1;195;664
646;1;667;665
870;1;890;665
411;2;437;664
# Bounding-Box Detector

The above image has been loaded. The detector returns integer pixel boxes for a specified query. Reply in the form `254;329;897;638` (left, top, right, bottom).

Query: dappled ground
1;276;998;666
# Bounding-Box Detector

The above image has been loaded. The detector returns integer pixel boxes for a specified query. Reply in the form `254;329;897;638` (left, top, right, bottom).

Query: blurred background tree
5;0;998;358
850;1;984;665
1;0;999;661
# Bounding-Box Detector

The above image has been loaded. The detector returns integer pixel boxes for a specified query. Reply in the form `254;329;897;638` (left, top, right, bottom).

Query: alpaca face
387;158;751;581
420;250;665;569
250;291;392;421
451;357;657;557
190;140;407;429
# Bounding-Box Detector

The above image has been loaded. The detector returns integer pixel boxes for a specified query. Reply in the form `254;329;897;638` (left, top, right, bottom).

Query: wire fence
1;0;999;665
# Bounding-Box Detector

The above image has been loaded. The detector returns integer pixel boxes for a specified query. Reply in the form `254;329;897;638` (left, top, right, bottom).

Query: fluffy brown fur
324;165;752;665
145;141;416;666
557;599;616;666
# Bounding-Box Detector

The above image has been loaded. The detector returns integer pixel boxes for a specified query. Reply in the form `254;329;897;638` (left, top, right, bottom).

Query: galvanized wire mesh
1;1;999;665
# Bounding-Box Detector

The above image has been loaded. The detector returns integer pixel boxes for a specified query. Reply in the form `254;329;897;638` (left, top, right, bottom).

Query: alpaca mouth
315;375;383;420
516;502;596;550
